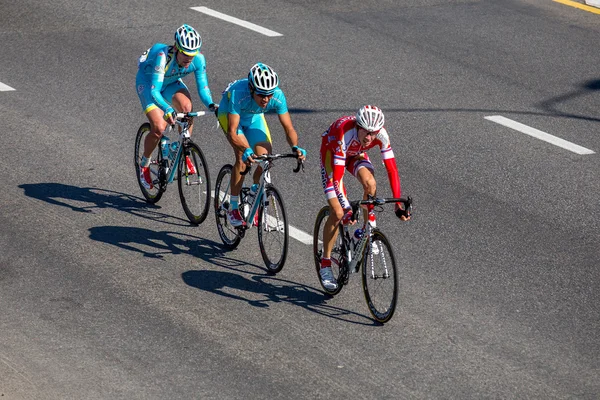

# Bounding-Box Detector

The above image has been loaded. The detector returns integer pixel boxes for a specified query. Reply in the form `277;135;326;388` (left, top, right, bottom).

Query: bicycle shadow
19;182;189;226
88;225;376;324
89;225;236;262
182;269;378;325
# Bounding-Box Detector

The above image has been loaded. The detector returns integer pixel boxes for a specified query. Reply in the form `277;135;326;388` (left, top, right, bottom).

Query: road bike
214;154;303;273
134;112;211;225
313;196;412;323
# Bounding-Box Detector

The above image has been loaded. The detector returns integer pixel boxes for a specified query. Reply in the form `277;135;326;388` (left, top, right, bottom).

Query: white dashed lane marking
485;115;595;155
0;82;15;91
191;6;283;37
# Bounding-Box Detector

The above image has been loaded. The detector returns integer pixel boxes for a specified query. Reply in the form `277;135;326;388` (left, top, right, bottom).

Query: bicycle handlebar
161;112;207;136
240;153;304;176
349;196;412;221
175;111;206;119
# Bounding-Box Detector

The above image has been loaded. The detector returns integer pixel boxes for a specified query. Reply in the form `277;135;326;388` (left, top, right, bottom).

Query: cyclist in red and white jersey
318;105;410;290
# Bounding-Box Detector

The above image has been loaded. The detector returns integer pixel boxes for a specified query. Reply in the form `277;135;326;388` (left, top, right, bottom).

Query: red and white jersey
320;115;402;209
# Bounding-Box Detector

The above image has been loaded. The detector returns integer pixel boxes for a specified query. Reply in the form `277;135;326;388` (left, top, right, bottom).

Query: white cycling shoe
140;166;153;189
227;208;246;227
319;266;338;290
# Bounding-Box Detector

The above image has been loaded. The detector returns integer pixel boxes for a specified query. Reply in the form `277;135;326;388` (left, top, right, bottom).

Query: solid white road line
0;82;15;91
190;6;283;37
485;115;595;155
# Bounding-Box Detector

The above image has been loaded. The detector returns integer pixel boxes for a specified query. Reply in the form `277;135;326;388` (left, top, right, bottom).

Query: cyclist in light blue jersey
136;24;217;189
216;63;306;227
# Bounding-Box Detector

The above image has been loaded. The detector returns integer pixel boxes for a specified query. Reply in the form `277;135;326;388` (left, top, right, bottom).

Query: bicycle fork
369;238;390;280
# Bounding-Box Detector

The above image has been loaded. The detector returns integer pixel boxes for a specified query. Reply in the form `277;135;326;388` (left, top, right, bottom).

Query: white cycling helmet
248;63;279;95
356;105;385;132
174;24;202;56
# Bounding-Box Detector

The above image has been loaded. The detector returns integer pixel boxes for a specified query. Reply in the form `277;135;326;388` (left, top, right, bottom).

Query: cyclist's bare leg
171;89;194;135
230;149;246;197
356;167;376;226
253;141;272;185
142;89;190;159
143;108;169;159
322;195;344;259
226;132;249;197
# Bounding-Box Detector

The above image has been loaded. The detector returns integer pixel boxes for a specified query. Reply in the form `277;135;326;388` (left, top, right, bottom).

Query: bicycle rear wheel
257;185;289;274
134;123;164;203
313;206;346;295
362;230;398;323
178;142;211;225
214;164;242;249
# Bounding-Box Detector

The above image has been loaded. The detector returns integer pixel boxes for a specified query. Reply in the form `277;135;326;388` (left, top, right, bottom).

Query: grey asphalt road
1;0;599;398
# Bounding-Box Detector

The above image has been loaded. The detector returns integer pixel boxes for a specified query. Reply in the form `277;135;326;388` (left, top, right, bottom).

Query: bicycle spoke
178;143;211;225
362;231;398;323
258;186;288;273
312;206;346;295
135;123;164;203
214;165;241;249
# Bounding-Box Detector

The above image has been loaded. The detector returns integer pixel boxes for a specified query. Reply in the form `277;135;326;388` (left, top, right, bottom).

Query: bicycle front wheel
178;142;211;225
257;185;289;274
362;230;398;323
313;206;346;295
134;123;164;203
214;164;241;249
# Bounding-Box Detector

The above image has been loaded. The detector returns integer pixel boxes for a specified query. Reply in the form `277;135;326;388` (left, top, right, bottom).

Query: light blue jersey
136;43;213;114
219;78;288;119
217;78;289;147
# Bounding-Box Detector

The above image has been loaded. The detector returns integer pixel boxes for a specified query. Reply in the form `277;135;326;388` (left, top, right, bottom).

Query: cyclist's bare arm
373;132;405;215
278;112;304;161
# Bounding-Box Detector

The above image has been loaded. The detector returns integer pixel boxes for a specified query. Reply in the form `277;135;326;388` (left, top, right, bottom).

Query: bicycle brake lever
240;165;252;176
293;159;304;173
404;196;412;211
398;197;413;218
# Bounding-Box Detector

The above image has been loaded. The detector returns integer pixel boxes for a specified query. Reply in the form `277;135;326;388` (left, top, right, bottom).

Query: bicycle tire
312;206;346;295
134;123;165;203
178;141;211;225
361;229;398;323
257;185;289;274
214;164;242;249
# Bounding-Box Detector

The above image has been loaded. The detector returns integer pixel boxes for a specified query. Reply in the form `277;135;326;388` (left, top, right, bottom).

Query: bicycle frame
241;159;271;226
159;112;205;185
313;195;411;322
336;197;411;278
239;154;301;229
344;213;374;273
214;153;303;271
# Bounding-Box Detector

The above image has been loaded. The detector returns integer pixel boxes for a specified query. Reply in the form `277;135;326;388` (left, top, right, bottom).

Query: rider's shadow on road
538;78;600;122
182;269;377;325
19;182;188;225
23;183;376;324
